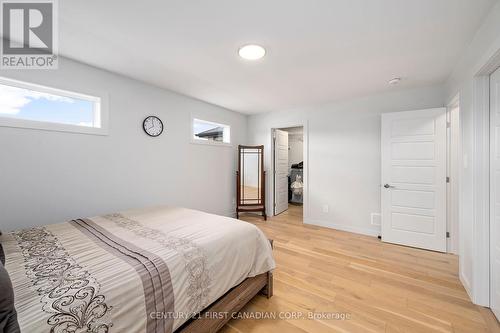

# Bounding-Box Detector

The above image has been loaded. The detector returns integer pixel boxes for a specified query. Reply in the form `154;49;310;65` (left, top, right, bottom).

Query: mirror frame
236;145;266;220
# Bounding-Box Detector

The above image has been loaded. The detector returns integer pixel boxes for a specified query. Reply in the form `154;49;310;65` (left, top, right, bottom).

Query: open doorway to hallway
272;126;304;222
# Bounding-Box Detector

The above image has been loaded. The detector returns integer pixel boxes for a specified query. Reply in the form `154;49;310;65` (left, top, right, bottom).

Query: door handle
384;184;395;189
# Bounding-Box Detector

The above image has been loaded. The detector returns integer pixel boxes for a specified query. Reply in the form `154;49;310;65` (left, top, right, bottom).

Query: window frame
0;76;108;135
191;117;232;147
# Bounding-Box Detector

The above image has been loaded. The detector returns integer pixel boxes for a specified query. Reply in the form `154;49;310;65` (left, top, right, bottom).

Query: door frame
446;96;460;255
458;47;500;307
270;122;309;219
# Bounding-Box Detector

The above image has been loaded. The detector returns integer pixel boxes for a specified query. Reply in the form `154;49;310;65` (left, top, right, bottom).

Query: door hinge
446;232;450;238
446;177;450;183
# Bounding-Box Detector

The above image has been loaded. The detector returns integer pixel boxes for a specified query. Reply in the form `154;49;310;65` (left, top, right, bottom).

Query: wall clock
143;116;163;137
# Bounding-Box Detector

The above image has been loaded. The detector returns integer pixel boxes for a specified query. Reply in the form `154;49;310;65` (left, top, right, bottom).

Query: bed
0;206;276;333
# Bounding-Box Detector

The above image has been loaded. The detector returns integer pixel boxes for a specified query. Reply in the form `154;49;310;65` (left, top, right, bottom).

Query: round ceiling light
238;44;266;60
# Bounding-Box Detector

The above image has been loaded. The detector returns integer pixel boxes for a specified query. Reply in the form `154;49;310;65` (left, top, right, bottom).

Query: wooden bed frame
178;240;274;333
178;271;273;333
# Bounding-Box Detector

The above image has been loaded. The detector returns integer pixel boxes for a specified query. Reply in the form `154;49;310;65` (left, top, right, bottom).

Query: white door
274;129;289;215
381;108;447;252
490;66;500;320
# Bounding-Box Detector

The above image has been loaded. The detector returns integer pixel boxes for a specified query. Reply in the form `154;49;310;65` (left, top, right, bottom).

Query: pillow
0;243;4;266
0;259;20;333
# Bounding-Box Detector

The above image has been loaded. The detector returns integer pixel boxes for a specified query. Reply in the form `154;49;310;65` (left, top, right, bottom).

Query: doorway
272;126;305;221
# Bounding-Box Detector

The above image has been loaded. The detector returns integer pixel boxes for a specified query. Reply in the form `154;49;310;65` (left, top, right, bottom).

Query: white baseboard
304;218;380;237
460;269;473;302
229;209;380;238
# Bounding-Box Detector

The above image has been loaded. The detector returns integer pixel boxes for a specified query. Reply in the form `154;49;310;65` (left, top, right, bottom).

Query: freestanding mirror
236;145;266;220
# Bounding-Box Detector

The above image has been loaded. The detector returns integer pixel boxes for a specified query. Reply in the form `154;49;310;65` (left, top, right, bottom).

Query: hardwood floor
222;205;500;333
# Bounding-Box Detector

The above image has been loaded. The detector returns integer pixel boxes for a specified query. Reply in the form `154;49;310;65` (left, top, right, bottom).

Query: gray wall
444;0;500;302
0;58;247;231
248;85;445;236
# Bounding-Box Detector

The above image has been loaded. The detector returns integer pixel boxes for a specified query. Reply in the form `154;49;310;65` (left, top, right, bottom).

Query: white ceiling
59;0;497;114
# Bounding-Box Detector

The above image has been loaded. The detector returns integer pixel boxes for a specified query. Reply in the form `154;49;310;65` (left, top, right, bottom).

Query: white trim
490;67;500;319
446;97;460;254
460;268;473;302
305;218;380;237
190;117;232;147
450;45;500;308
0;116;108;135
0;76;99;102
0;76;108;135
189;139;232;147
472;75;491;306
269;121;309;221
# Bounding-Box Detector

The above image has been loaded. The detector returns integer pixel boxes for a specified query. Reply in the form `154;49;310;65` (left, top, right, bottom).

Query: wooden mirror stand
236;145;266;220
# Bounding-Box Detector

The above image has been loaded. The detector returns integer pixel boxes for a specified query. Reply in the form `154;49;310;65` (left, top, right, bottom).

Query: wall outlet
371;213;381;226
322;204;329;213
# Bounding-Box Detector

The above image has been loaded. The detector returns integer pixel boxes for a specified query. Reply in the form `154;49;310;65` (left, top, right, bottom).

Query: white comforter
1;206;276;333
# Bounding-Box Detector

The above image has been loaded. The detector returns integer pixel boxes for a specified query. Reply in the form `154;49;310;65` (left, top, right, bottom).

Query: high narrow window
0;77;105;134
192;118;230;145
